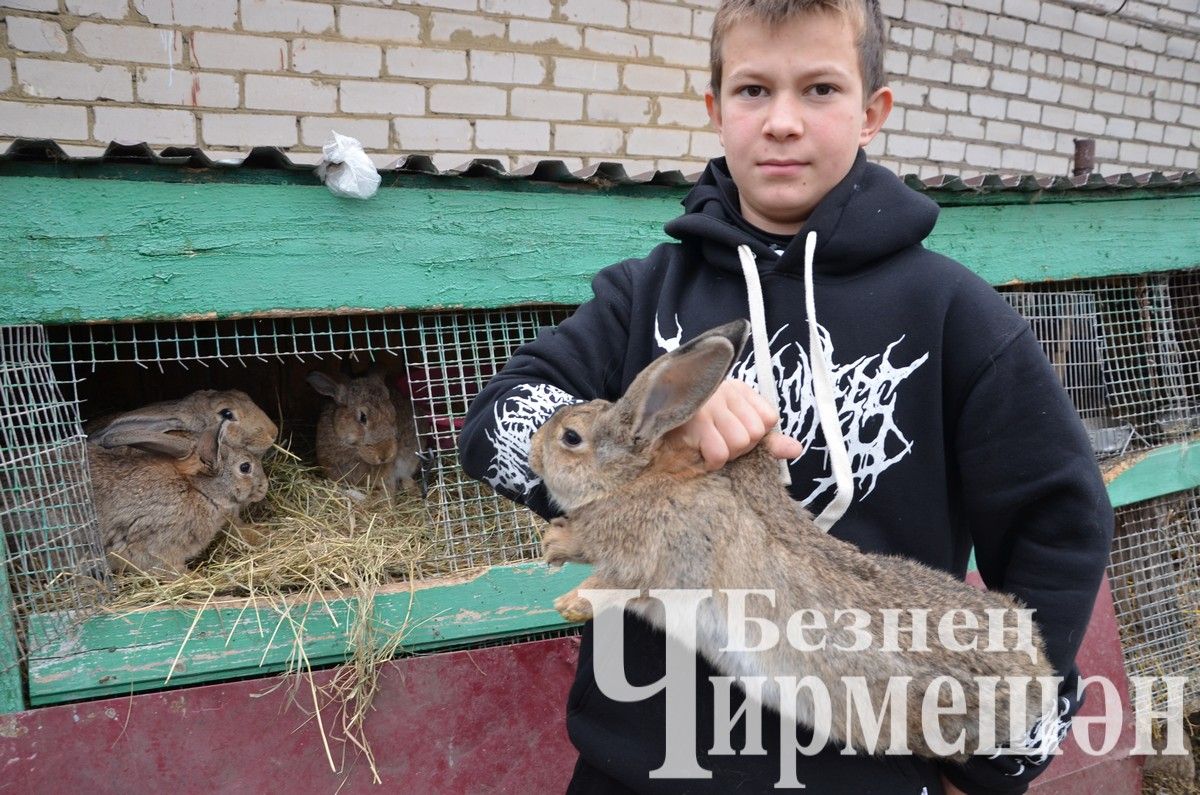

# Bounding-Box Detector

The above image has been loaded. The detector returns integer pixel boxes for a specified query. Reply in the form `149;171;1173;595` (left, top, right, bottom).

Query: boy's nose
762;96;803;140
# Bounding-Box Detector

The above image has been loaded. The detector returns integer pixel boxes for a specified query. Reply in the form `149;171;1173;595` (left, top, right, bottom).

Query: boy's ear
705;90;723;143
859;86;893;147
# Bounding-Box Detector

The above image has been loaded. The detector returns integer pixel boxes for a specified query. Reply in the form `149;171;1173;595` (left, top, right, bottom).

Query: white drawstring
737;244;791;487
803;231;854;531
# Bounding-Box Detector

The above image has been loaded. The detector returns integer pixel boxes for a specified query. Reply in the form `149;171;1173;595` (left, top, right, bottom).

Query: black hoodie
459;151;1114;794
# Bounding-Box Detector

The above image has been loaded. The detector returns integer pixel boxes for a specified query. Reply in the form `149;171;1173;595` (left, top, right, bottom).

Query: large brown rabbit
307;371;421;496
90;419;269;577
530;320;1057;762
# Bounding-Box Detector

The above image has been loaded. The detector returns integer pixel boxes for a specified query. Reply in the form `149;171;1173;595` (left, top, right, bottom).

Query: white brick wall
0;1;1195;177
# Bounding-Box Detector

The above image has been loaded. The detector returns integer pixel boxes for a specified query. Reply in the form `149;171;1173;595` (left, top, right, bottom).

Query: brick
94;107;195;145
299;116;389;149
393;117;472;151
965;142;1001;168
1006;99;1040;123
1127;48;1157;73
136;67;239;108
692;9;714;37
403;0;476;11
889;80;928;105
1060;85;1092;109
886;134;929;159
929;138;965;163
1038;3;1074;29
0;100;88;139
6;16;68;53
1001;0;1039;22
985;120;1021;144
686;69;708;96
1000;148;1036;172
656;96;707;126
1175;149;1199;170
191;32;286;71
950;63;988;88
245;74;337;113
386;46;467;80
1073;12;1107;38
928;87;968;112
1118;141;1149;164
134;0;236;27
1010;47;1031;71
1147;145;1176;168
0;58;9;93
1165;35;1197;60
1024;24;1061;51
511;87;583;120
1093;90;1123;114
553;57;619;91
202;112;296;147
584;28;650;58
1094;41;1126;66
553;123;623;154
652;34;708;68
1021;126;1056;150
292;39;381;78
430;12;505;42
973;39;992;62
629;1;691;34
1105;117;1135;138
241;0;333;34
907;109;947;135
65;0;128;18
1074;112;1105;136
1136;26;1167;53
655;158;706;175
947;7;987;34
509;20;582;48
429;84;507;116
623;63;685;94
990;70;1027;95
690;130;721;159
476;119;550;150
339;6;420;43
339;80;424;115
16;58;132;101
1034;153;1069;176
912;27;934;50
1134;120;1164;143
986;16;1024;44
480;0;551;16
905;0;948;26
1153;101;1182;124
1060;33;1095;60
967;93;1006;120
883;50;908;75
74;22;184;64
587;93;651;124
560;0;628;27
0;0;57;9
889;26;913;48
1158;56;1185;79
947;114;985;139
469;51;545;85
627;127;689;157
1063;60;1081;80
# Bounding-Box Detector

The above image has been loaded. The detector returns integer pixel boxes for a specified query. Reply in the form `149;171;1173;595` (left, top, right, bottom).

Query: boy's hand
668;379;804;470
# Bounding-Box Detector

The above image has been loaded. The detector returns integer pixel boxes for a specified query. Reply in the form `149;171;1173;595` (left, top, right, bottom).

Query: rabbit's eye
562;429;582;447
219;408;235;420
239;462;252;474
358;411;368;425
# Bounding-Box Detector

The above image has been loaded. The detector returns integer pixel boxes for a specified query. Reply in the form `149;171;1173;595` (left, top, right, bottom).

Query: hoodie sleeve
940;324;1114;795
457;261;636;520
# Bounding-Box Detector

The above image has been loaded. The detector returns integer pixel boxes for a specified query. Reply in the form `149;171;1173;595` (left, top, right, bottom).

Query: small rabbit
88;389;278;474
529;320;1056;762
307;370;421;496
90;419;268;577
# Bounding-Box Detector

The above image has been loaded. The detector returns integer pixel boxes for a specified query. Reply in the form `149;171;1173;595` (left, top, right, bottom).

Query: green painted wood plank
1106;441;1200;509
0;551;25;713
25;561;588;706
1;176;1198;325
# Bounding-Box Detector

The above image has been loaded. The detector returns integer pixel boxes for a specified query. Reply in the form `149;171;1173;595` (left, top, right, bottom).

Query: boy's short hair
709;0;888;99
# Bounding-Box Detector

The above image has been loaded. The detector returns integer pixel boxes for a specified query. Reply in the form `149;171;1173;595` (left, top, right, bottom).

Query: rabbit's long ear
91;415;192;450
622;320;750;446
306;372;347;404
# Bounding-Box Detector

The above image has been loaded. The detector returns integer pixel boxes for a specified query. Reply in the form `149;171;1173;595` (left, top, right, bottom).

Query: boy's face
705;12;892;235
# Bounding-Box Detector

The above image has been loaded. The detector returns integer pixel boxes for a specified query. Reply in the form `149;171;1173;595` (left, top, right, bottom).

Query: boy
459;1;1113;792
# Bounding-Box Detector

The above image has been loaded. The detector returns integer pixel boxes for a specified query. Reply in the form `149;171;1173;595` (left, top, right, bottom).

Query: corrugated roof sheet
3;139;1198;195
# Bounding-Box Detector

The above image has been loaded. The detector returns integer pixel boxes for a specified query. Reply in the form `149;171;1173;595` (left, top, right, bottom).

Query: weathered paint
1106;441;1200;508
0;551;23;714
1;175;1198;324
1;636;579;794
25;561;589;706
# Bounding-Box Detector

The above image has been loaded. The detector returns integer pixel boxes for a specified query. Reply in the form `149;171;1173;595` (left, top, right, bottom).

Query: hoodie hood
664;149;940;277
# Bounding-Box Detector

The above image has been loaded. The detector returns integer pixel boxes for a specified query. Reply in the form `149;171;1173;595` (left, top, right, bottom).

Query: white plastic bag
317;131;381;200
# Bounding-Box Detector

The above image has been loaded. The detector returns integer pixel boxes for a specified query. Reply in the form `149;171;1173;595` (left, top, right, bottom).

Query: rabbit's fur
529;320;1055;762
89;389;278;473
90;420;268;577
307;371;421;496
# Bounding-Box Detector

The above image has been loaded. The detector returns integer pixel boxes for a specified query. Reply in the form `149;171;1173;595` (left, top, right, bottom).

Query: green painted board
1;175;1198;325
0;549;24;713
25;561;589;706
1106;441;1200;508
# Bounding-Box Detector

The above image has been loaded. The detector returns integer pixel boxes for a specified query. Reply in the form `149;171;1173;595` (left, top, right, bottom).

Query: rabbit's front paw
554;588;594;623
543;517;588;566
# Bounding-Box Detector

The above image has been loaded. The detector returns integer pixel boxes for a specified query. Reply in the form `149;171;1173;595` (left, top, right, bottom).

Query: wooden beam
0;551;25;713
1104;441;1200;508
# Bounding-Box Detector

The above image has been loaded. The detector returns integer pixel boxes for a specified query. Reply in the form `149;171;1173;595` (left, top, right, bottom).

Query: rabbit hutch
0;138;1198;792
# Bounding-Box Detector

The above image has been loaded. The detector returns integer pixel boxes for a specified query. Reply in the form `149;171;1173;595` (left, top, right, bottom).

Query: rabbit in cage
89;418;268;577
87;389;278;467
530;320;1056;761
307;370;422;497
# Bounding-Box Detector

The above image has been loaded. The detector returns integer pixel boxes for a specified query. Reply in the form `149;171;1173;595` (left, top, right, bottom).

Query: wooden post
0;555;25;713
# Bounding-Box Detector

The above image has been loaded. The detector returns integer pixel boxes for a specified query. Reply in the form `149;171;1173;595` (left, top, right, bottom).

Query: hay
104;442;476;784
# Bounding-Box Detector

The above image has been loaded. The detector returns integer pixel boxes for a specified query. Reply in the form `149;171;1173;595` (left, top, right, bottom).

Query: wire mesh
999;271;1200;461
1108;490;1200;715
0;325;108;654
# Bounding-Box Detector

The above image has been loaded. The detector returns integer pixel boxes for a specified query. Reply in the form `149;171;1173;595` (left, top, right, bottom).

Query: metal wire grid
399;307;573;570
0;325;108;653
1108;490;1200;715
999;271;1200;461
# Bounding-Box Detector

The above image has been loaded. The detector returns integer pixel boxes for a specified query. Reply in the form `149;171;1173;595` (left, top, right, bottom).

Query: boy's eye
561;429;583;447
738;85;765;98
811;84;836;97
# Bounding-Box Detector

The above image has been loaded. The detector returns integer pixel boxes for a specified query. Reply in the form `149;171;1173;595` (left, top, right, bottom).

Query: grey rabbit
529;320;1057;762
